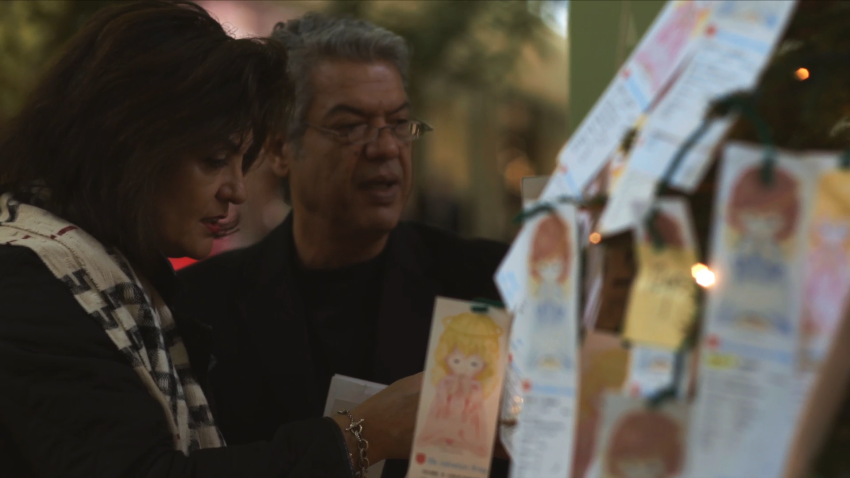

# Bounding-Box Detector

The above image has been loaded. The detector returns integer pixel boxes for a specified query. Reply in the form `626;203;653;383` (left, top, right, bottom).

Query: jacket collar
238;215;442;397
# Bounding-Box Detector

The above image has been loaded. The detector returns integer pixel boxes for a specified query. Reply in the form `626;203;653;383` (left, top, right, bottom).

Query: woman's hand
332;372;423;465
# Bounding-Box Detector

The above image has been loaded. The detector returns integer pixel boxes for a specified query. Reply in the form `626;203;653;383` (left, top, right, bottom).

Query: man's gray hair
271;13;410;145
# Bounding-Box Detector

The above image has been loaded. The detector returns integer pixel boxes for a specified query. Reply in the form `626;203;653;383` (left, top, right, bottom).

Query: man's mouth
359;177;400;204
361;178;399;190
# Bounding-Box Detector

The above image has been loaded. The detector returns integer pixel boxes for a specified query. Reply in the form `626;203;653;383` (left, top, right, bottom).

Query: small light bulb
691;263;716;288
589;232;602;244
795;68;810;80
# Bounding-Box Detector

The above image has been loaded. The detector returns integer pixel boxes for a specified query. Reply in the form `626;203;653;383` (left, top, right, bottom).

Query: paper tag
598;168;658;237
408;297;510;478
521;176;550;208
703;142;814;353
622;198;699;349
572;332;630;478
686;143;817;478
496;205;580;478
589;393;690;478
800;168;850;369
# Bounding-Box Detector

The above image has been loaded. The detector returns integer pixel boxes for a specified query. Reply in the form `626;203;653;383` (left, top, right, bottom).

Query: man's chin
355;211;401;236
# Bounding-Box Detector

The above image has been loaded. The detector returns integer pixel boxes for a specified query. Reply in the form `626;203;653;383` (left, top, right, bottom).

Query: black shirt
293;249;387;403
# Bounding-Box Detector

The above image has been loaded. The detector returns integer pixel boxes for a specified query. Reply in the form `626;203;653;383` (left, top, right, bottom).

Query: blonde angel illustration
416;311;503;457
718;166;800;334
526;213;575;371
604;411;684;478
801;173;850;364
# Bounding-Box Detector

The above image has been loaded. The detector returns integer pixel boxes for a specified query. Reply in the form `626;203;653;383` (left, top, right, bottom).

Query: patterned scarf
0;192;223;454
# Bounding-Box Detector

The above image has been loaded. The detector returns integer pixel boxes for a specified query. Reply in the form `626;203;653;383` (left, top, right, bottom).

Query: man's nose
365;126;400;161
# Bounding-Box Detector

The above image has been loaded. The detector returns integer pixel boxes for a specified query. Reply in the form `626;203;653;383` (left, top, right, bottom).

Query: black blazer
176;216;510;478
0;245;354;478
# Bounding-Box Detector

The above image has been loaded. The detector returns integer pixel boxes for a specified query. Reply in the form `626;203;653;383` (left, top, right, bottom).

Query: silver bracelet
337;409;370;478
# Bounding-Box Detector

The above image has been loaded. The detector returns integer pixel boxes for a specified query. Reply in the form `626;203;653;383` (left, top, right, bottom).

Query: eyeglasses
306;119;433;145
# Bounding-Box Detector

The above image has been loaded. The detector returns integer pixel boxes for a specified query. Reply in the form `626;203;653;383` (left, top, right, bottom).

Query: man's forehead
309;58;408;117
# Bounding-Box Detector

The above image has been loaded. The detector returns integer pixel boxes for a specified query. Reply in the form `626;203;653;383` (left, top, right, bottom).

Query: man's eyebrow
323;101;411;119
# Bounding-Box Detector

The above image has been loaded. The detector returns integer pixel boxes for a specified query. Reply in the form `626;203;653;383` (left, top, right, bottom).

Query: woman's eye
204;157;229;168
453;359;461;364
471;362;479;367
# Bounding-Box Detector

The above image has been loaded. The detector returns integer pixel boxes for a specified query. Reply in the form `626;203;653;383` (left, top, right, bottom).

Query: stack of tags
542;0;714;200
599;1;798;236
494;202;580;478
685;142;850;478
407;297;510;478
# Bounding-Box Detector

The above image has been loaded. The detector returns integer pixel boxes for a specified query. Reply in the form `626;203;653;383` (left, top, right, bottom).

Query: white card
408;297;510;478
324;375;388;477
623;346;677;399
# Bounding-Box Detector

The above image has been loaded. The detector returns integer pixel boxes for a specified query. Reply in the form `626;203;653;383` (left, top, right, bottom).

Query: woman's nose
217;169;247;205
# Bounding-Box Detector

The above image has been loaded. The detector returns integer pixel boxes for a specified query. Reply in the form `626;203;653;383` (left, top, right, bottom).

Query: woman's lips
201;218;223;235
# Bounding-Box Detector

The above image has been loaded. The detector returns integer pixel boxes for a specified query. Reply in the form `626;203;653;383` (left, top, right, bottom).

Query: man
177;13;509;477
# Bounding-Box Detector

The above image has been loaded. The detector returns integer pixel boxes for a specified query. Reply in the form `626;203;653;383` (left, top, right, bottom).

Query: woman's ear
267;138;293;179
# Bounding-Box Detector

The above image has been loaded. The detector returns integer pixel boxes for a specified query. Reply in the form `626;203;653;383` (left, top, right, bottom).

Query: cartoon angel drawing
416;311;503;457
718;166;800;334
525;213;575;372
802;200;850;364
604;411;684;478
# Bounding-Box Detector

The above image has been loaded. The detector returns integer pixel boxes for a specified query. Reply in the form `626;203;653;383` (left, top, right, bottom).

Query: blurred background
0;0;665;256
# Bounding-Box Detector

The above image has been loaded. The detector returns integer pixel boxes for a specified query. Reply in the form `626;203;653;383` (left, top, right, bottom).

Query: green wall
568;0;666;134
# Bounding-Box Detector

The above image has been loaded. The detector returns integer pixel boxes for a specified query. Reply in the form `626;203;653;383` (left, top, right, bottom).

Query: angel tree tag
622;198;700;349
686;142;816;478
408;297;510;478
496;204;581;478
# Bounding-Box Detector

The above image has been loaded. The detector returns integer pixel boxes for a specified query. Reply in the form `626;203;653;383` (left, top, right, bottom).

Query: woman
0;2;419;477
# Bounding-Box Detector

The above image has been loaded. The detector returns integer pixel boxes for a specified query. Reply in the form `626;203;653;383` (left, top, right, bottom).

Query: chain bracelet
337;410;370;478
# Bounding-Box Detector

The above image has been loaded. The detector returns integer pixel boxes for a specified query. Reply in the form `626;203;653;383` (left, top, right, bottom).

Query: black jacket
176;217;510;478
0;245;354;478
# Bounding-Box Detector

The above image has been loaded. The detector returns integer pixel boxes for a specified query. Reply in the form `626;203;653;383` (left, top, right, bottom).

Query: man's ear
267;137;293;179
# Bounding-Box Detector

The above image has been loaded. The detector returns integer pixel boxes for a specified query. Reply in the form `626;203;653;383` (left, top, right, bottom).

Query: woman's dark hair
0;1;291;265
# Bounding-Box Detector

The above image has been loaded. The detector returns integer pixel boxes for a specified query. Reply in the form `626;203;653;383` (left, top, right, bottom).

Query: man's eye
335;123;365;132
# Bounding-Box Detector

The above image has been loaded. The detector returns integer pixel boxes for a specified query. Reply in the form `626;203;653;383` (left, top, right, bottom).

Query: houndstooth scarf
0;192;223;454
